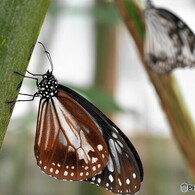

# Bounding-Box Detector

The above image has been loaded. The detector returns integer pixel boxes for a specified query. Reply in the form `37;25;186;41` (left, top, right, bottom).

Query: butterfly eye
144;0;195;74
43;74;48;79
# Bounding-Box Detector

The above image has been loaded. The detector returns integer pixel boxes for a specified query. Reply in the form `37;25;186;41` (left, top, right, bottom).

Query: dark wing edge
157;8;192;31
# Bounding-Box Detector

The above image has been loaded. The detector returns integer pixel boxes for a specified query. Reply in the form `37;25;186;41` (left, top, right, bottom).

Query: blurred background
1;0;195;194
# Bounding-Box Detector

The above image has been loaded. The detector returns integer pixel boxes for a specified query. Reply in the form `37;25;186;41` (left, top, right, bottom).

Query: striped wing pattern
60;85;143;195
34;89;109;180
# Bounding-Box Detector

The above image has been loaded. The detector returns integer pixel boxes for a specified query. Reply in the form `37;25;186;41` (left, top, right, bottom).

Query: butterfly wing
144;3;195;74
59;85;143;195
34;91;109;180
88;122;143;195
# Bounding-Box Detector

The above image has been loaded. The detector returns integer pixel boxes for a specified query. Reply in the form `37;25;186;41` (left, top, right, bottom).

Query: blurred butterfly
144;0;195;74
8;42;143;194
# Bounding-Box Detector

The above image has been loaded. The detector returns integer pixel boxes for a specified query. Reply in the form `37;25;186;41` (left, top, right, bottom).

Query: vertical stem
115;0;195;177
94;0;117;96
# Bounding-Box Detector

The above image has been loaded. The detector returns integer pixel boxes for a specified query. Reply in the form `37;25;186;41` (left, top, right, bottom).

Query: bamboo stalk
115;0;195;177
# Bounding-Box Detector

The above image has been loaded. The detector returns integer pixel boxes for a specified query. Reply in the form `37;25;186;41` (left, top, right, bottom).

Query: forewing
59;85;143;195
144;4;195;74
34;94;109;180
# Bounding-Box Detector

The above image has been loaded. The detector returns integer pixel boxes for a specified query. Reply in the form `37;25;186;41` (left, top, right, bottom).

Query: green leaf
0;0;51;148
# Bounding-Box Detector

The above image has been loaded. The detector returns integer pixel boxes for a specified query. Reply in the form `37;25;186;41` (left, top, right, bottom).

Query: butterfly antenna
38;42;54;73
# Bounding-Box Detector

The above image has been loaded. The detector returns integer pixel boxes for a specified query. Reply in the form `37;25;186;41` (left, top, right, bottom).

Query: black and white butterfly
9;42;143;194
144;0;195;74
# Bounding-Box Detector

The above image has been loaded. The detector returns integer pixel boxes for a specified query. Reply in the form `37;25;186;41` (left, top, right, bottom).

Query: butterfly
9;42;143;195
144;0;195;74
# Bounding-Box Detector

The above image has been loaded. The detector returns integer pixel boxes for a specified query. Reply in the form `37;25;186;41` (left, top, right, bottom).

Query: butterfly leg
16;80;23;91
6;93;38;114
6;92;38;104
14;71;39;86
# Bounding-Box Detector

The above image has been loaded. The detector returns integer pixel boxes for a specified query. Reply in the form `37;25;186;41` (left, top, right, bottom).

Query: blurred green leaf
48;3;120;24
66;85;123;113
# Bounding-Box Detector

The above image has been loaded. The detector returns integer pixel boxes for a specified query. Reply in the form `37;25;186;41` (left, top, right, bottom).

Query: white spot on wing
112;132;118;139
126;178;130;185
97;178;101;184
71;172;74;176
80;172;84;176
92;166;96;171
118;178;122;186
97;144;103;151
92;157;98;163
86;172;89;176
64;171;68;176
133;173;136;179
109;174;114;183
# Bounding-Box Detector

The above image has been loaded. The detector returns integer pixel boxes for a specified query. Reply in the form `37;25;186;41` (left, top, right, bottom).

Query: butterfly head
146;0;153;8
144;0;154;17
38;70;58;98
